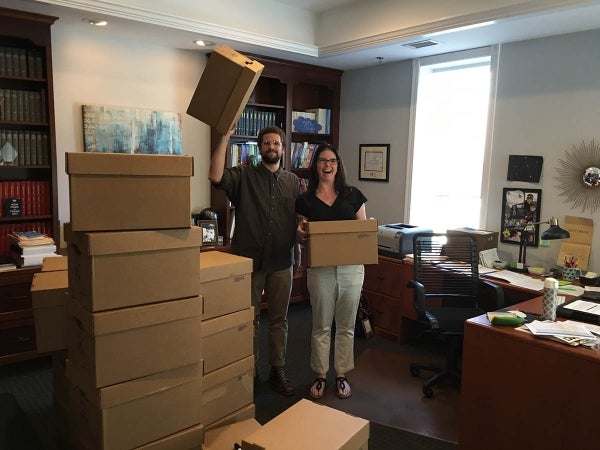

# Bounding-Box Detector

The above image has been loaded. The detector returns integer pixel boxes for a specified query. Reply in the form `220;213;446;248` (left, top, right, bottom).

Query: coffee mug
561;266;582;281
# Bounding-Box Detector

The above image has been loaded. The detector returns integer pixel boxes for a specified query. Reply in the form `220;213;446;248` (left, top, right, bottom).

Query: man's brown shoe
268;366;295;396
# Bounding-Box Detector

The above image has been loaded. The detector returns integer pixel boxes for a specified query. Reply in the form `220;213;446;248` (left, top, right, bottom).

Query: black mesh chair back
408;232;503;397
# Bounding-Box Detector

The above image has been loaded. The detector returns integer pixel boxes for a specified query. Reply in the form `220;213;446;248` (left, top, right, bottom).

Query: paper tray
556;292;600;325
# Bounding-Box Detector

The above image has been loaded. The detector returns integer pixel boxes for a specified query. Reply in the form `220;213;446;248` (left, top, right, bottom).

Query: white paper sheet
481;270;544;291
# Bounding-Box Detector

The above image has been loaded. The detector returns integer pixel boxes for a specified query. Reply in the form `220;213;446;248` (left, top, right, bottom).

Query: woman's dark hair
307;143;350;196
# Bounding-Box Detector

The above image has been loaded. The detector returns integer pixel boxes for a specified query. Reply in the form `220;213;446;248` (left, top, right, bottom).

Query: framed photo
500;188;542;247
359;144;390;182
198;220;219;246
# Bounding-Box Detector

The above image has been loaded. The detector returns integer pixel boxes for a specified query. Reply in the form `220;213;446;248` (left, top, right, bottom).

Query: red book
21;181;29;216
34;181;40;216
42;181;50;215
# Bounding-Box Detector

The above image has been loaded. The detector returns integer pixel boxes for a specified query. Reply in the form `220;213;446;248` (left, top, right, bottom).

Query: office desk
459;296;600;450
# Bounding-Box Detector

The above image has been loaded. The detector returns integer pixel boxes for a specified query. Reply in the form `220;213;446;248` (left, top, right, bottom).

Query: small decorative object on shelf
0;141;18;164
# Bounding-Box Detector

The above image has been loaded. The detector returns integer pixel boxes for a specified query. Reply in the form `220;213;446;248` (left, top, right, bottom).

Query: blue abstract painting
82;105;182;154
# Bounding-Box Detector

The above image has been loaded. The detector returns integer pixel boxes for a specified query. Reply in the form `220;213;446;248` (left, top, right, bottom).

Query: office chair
407;233;503;398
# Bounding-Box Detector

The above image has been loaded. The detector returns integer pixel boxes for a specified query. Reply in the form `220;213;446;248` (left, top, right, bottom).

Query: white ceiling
4;0;600;70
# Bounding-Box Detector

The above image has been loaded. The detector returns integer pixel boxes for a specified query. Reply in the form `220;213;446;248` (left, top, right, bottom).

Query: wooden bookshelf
0;7;58;364
0;7;58;262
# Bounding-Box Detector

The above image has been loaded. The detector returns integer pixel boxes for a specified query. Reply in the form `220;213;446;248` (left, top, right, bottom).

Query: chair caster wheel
423;386;434;398
410;366;420;377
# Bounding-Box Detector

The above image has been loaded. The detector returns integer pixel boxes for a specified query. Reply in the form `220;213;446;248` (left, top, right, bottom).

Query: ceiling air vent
402;39;440;49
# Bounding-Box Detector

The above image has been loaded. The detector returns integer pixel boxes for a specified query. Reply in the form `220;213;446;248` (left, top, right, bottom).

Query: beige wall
51;22;211;246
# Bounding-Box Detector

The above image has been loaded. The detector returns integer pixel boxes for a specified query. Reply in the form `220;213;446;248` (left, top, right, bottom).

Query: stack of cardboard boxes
64;152;205;449
199;251;255;429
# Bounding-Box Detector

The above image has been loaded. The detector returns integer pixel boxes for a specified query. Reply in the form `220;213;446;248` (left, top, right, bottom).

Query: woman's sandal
310;377;327;399
335;376;351;399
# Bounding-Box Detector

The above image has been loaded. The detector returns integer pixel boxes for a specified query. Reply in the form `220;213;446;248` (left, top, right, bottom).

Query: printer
377;223;433;259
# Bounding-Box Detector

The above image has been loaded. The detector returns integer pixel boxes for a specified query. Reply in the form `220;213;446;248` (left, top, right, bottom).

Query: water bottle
542;277;558;321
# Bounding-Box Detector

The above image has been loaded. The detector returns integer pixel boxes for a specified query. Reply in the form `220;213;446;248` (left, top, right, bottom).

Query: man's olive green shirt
213;163;299;272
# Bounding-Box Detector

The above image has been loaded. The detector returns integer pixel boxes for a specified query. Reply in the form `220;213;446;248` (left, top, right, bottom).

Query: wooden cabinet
362;256;425;342
0;7;59;261
0;266;39;365
0;7;58;365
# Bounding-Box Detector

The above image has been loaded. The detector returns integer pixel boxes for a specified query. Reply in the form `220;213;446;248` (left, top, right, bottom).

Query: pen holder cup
561;266;582;281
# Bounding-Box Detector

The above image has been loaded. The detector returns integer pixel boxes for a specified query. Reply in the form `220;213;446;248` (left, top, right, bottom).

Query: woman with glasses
296;143;367;399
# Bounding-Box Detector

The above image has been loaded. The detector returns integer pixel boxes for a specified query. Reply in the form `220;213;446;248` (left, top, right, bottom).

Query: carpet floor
317;348;459;443
0;301;460;450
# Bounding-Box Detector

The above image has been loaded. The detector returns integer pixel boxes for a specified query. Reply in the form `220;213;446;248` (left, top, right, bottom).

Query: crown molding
318;0;590;56
34;0;594;59
36;0;319;56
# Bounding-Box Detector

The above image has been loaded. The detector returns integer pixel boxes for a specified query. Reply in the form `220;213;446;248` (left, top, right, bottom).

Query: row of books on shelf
235;109;278;136
291;142;318;169
0;129;50;165
0;88;48;123
0;46;44;79
0;180;51;217
229;142;261;166
0;221;53;261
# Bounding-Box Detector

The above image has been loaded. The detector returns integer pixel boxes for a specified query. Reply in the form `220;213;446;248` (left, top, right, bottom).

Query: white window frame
404;45;499;229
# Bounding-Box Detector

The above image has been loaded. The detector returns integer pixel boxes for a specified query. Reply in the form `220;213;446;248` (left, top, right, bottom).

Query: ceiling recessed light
194;40;215;47
84;19;108;26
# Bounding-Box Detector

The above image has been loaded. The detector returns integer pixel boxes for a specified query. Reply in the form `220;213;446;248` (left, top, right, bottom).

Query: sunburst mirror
554;139;600;214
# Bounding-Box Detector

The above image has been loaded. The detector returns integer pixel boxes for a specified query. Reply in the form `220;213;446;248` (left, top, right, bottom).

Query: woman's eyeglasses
317;158;338;165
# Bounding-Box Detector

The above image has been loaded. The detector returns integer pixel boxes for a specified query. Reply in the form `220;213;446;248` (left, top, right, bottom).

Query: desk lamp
518;217;570;267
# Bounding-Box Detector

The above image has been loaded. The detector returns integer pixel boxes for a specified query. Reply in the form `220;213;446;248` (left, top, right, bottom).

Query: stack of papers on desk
482;270;544;291
521;320;600;347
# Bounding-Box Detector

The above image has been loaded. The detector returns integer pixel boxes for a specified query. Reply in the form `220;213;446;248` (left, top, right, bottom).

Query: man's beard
261;151;281;164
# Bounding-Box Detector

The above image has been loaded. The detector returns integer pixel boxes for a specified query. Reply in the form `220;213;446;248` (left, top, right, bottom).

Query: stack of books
9;230;57;267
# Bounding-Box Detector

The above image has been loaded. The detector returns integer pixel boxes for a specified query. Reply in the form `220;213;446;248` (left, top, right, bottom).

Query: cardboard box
202;356;254;427
66;226;201;311
201;307;254;374
68;363;203;450
241;399;369;450
446;228;499;254
187;45;264;134
66;152;193;231
135;423;204;450
204;418;261;450
200;251;252;320
307;219;378;267
31;270;68;352
41;255;68;271
205;403;256;432
67;295;202;387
